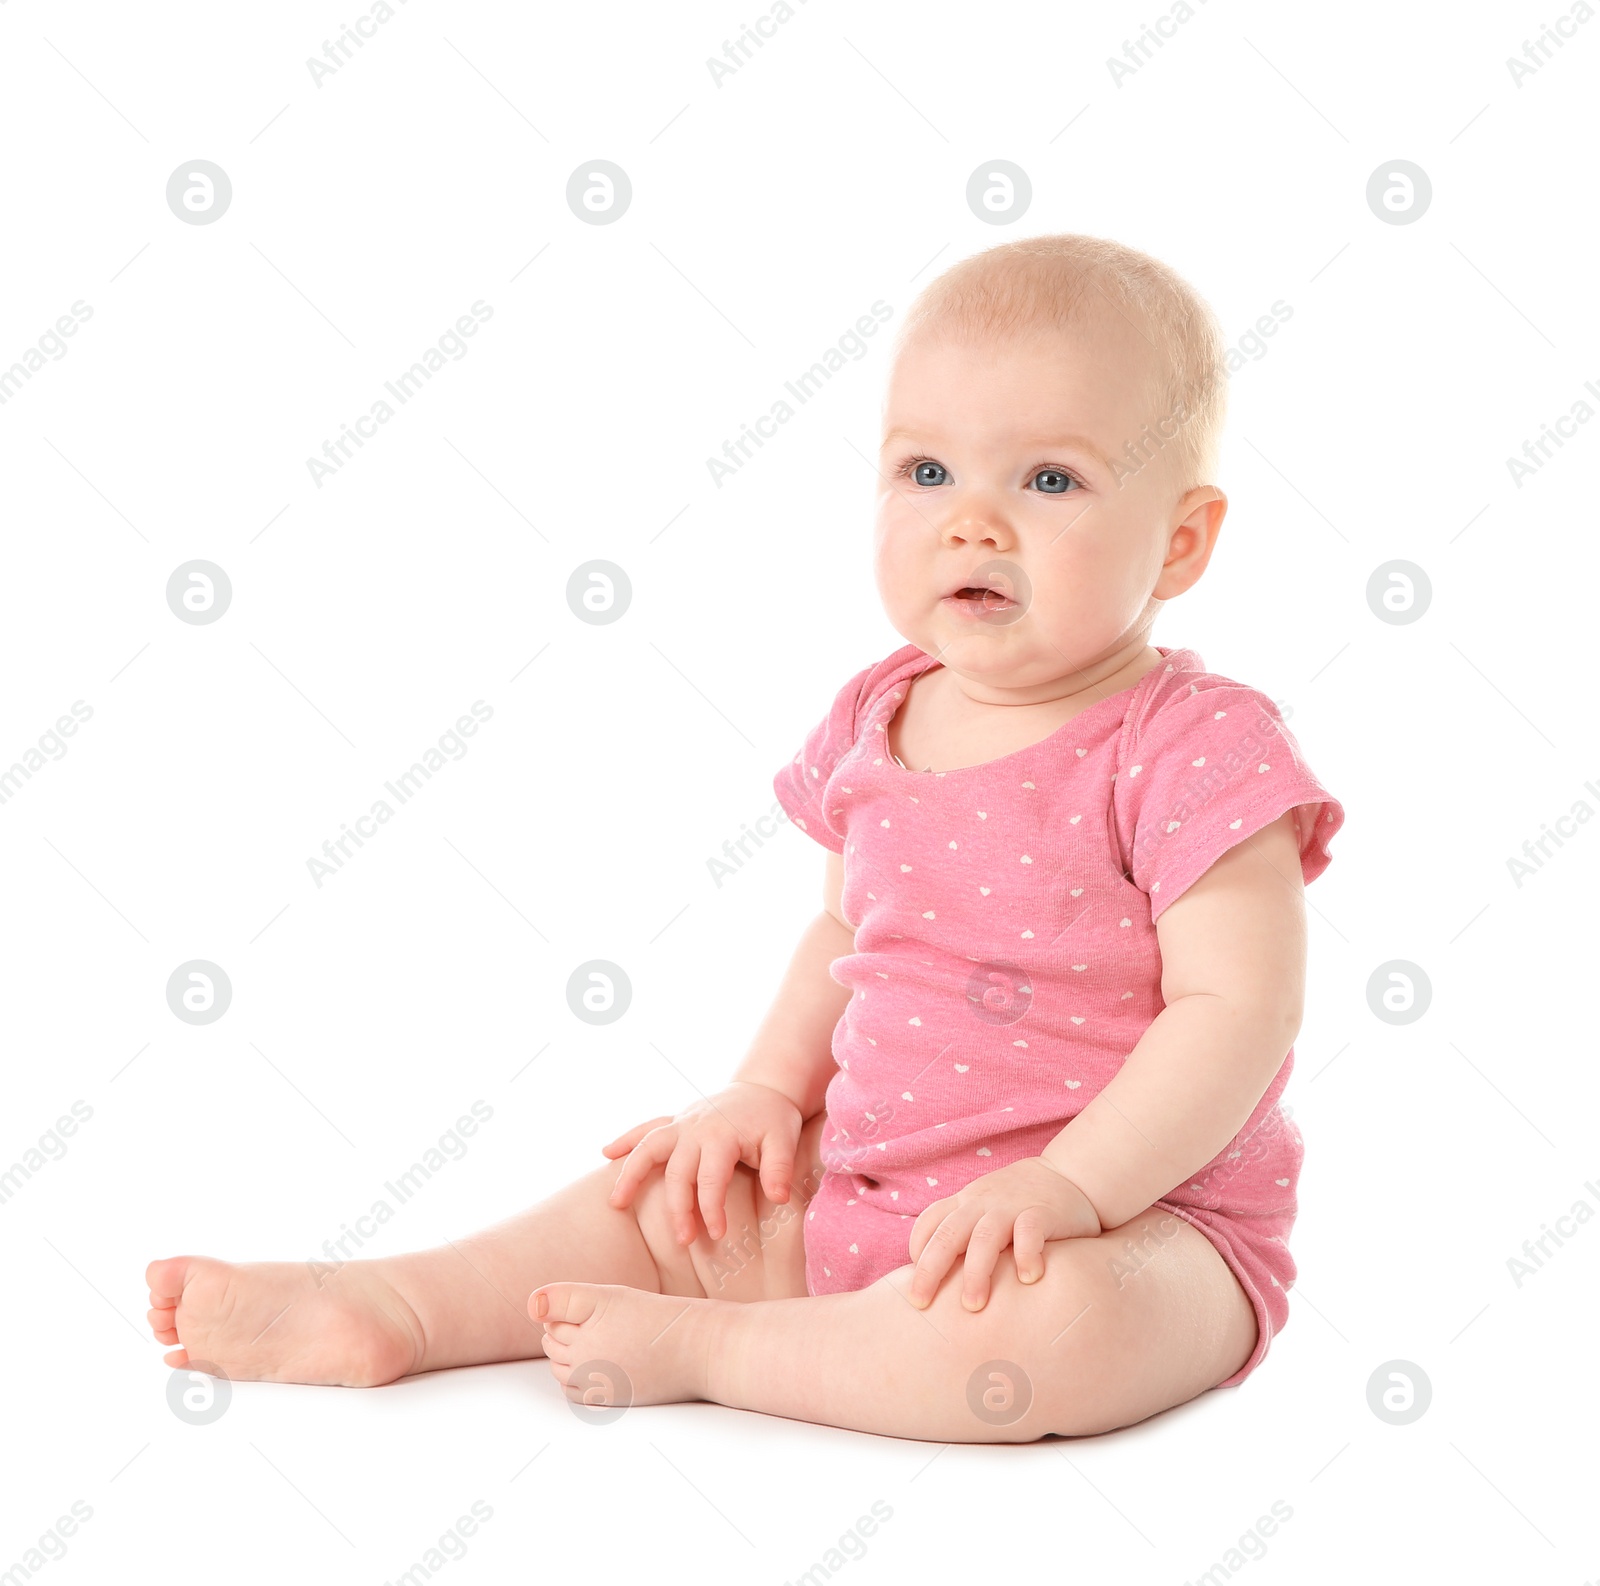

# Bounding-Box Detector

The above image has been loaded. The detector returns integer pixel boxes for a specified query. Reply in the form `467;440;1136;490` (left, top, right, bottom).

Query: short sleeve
771;663;877;854
1113;683;1344;922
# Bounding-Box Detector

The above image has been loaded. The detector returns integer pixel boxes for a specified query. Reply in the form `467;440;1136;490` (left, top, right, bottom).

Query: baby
146;233;1343;1443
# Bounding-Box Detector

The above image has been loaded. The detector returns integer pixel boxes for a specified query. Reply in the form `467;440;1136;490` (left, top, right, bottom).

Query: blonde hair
891;233;1228;497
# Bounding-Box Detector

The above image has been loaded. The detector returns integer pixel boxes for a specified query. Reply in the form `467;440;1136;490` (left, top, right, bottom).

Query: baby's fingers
757;1130;797;1205
907;1203;979;1310
906;1196;956;1263
694;1139;740;1242
607;1127;676;1209
1011;1207;1049;1285
662;1141;707;1246
958;1215;1008;1311
600;1116;674;1160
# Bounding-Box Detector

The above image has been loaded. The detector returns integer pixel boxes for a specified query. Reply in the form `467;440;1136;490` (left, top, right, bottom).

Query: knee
875;1253;1118;1441
985;1249;1135;1437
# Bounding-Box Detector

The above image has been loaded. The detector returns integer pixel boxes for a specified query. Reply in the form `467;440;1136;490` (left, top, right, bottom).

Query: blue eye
1033;468;1078;494
896;455;1084;493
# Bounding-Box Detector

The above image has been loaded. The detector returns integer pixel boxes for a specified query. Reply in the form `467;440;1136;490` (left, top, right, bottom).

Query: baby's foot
145;1255;424;1387
532;1282;718;1409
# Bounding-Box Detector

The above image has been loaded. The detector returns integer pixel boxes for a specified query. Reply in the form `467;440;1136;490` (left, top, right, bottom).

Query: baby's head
875;233;1229;693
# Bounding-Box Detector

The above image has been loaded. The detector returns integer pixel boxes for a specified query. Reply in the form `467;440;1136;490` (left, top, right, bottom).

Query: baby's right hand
601;1081;803;1246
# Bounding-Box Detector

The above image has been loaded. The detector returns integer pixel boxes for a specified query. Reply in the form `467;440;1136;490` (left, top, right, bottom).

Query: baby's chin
913;620;1072;678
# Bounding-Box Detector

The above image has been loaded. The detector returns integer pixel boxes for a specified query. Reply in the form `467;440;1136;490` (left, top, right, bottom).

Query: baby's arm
732;850;856;1123
1040;810;1308;1231
605;851;855;1242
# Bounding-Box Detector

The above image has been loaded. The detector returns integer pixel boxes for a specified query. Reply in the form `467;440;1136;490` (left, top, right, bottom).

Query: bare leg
535;1206;1257;1441
146;1115;828;1386
385;1160;680;1370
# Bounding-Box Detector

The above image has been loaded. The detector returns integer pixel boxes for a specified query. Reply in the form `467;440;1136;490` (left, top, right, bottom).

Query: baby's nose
940;524;1004;547
940;512;1010;549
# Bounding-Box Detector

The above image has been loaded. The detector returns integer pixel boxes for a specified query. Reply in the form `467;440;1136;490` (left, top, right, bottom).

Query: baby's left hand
906;1156;1103;1311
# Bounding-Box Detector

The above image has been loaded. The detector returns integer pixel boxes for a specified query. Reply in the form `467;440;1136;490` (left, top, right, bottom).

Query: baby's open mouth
945;586;1018;610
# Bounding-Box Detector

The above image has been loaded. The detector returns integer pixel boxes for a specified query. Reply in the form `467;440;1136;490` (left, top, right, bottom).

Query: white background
3;0;1597;1581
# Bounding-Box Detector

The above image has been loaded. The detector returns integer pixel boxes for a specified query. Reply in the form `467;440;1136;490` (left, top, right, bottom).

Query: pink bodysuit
772;642;1345;1387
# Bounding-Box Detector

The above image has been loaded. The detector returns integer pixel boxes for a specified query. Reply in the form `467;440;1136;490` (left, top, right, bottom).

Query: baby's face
874;318;1216;692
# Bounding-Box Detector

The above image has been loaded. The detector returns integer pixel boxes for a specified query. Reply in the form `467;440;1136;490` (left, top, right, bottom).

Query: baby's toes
148;1306;178;1344
540;1326;575;1366
145;1256;190;1304
530;1281;603;1327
